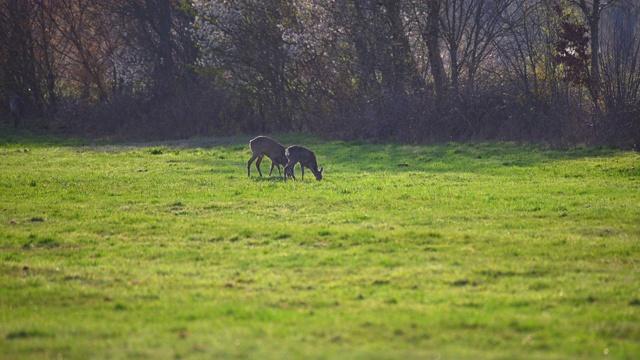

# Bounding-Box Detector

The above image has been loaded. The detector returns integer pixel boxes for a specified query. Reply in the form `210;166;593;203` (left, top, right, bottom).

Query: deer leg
301;165;305;181
269;161;276;176
284;162;296;182
255;155;264;177
247;154;258;177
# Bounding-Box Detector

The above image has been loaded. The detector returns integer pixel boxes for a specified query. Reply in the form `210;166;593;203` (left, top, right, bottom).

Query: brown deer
9;95;25;128
247;136;288;178
284;145;323;182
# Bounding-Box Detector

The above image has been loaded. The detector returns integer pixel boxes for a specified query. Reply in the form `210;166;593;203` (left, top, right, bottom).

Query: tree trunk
424;0;449;100
590;2;601;118
576;0;603;116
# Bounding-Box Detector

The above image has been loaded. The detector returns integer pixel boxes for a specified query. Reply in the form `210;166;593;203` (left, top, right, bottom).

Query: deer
9;95;25;128
247;136;289;178
284;145;323;182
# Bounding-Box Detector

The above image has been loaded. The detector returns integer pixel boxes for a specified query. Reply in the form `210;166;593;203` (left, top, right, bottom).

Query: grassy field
1;133;639;359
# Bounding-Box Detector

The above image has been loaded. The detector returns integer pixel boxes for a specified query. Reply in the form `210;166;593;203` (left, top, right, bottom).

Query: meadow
0;133;639;359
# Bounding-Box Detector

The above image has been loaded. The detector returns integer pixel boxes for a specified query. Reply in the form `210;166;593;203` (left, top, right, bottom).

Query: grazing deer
284;145;323;182
247;136;288;178
9;95;25;128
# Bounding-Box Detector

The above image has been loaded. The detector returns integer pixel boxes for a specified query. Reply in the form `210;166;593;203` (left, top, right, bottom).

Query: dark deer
247;136;288;178
284;145;323;182
9;95;25;128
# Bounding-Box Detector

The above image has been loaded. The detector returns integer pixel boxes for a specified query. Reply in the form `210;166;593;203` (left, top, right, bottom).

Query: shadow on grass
250;175;286;182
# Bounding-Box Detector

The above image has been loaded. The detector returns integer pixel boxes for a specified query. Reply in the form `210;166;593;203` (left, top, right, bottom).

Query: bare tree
52;0;120;101
31;0;60;115
0;1;39;114
418;0;450;100
568;0;621;114
599;2;640;145
440;0;513;94
193;0;300;132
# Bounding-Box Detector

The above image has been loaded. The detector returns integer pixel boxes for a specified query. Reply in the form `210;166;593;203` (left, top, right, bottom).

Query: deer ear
320;167;324;173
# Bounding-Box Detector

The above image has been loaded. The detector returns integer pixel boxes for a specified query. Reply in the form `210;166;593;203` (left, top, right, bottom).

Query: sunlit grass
1;135;639;359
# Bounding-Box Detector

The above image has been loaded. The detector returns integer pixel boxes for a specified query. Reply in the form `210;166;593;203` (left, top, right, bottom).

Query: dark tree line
1;0;638;147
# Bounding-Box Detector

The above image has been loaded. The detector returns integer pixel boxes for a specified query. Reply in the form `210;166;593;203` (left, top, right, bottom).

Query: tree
0;1;41;114
567;0;621;115
417;0;450;100
53;0;121;101
193;0;301;131
0;0;65;118
554;4;591;88
439;0;513;95
598;1;640;145
114;0;197;99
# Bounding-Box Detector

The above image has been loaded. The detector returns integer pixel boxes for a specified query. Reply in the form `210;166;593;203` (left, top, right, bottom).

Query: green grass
1;134;639;359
